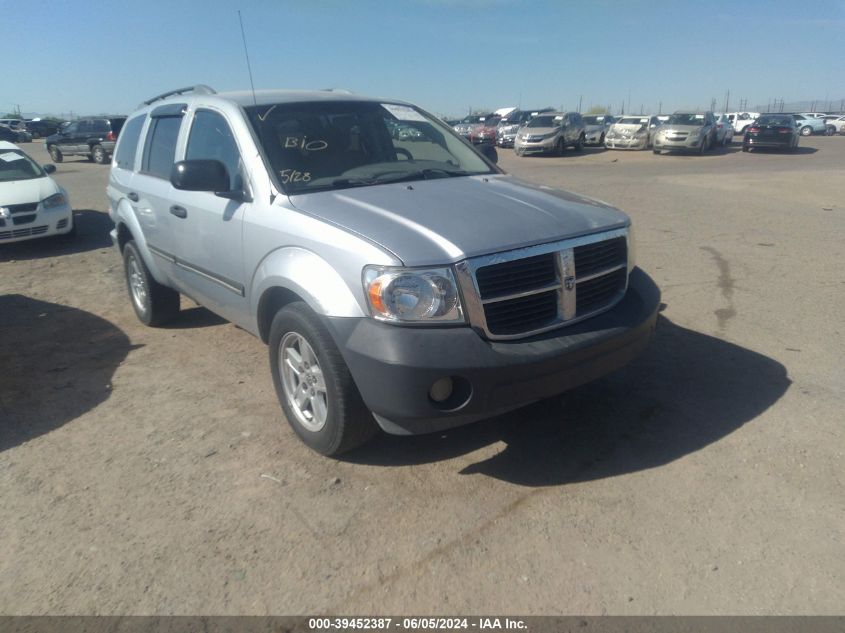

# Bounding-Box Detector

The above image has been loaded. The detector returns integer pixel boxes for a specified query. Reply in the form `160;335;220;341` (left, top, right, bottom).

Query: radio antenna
238;10;257;105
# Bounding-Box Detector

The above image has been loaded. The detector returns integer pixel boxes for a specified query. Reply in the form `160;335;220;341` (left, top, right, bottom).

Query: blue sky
4;0;845;118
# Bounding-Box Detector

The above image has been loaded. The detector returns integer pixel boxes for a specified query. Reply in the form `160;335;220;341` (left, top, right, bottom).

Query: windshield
757;115;793;126
459;115;485;124
526;115;561;128
667;113;706;126
0;149;45;182
582;116;606;125
246;101;496;194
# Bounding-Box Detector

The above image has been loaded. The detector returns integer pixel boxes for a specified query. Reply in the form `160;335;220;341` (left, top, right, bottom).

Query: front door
168;108;248;323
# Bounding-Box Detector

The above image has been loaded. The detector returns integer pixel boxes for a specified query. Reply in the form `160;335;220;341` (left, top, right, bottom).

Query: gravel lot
1;138;843;615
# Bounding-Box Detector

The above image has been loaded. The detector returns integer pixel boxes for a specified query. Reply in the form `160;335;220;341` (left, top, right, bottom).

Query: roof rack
141;85;216;106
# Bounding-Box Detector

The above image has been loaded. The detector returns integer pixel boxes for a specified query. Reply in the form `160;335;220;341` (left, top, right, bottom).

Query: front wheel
48;145;63;163
574;134;584;151
122;241;180;326
269;302;376;456
800;126;812;136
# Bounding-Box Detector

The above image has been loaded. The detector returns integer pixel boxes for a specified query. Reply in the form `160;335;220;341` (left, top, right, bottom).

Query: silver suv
107;85;660;456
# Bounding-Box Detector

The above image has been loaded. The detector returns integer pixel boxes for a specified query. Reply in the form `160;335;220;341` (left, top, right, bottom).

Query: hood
521;126;557;136
660;124;704;133
287;175;628;266
611;123;648;134
0;176;61;206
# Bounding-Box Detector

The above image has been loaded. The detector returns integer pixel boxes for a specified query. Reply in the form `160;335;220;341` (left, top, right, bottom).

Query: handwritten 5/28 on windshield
280;169;312;184
285;136;328;151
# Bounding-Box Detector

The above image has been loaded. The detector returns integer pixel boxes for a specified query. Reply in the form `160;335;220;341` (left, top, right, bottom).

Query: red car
469;116;501;145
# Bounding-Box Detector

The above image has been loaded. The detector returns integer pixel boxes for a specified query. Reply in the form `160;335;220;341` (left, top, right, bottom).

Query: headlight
42;193;67;209
363;266;464;324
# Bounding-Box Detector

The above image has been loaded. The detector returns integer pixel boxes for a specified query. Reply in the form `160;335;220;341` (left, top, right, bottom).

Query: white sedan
0;141;73;243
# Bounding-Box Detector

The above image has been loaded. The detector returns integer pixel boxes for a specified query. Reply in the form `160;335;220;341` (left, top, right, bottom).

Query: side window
185;110;242;190
114;115;146;171
78;120;93;134
92;120;109;134
142;116;183;179
64;122;78;134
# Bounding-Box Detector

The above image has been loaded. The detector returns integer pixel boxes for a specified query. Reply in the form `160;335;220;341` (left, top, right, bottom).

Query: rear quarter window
114;115;146;171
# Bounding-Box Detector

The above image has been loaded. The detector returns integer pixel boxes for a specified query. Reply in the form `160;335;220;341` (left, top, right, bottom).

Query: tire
574;134;584;151
653;148;660;154
92;144;108;164
269;302;377;456
825;125;835;136
122;240;180;326
742;146;750;152
599;133;605;145
800;126;812;136
699;138;707;155
48;145;63;163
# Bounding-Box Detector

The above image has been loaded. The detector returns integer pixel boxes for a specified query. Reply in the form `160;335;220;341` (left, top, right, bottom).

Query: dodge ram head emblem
564;276;575;291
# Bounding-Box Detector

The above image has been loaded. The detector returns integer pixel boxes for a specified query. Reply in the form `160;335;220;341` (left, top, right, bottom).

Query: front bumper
605;137;648;150
497;135;516;148
326;268;660;435
514;139;556;155
0;203;73;243
653;136;704;151
584;131;604;145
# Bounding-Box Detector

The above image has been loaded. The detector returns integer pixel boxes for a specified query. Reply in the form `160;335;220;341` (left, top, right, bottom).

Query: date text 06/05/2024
308;618;528;630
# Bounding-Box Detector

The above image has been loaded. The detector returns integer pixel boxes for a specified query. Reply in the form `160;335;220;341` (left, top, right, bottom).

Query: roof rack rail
141;85;217;106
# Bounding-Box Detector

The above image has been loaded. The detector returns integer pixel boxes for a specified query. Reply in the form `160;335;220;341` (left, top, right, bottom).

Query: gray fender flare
250;246;366;320
112;199;169;285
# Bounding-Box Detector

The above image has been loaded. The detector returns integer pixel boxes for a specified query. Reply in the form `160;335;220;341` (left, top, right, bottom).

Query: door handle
169;205;188;219
127;192;139;202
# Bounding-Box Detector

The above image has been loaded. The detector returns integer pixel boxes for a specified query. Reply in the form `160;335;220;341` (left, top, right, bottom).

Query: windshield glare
667;113;705;126
246;101;496;194
618;117;648;125
0;149;45;182
527;115;560;128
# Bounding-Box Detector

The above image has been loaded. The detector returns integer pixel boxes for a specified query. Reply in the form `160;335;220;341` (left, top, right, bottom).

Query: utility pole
578;95;582;112
724;89;730;113
658;100;662;114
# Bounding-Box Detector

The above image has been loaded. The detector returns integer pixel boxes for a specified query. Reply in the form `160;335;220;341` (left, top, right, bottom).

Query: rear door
167;107;249;321
131;104;186;278
57;121;79;154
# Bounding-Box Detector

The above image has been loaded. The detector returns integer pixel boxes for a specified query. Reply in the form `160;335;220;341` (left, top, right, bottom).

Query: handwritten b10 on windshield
285;136;328;151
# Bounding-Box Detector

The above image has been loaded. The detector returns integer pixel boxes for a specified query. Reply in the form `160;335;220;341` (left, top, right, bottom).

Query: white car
726;111;761;134
0;141;73;243
823;115;845;134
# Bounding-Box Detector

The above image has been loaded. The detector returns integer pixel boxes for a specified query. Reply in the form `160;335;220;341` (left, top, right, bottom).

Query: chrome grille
476;253;557;299
457;229;630;340
6;202;38;214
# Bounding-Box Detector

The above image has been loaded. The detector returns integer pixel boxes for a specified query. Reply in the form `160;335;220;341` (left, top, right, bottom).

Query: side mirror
43;164;56;174
170;159;244;199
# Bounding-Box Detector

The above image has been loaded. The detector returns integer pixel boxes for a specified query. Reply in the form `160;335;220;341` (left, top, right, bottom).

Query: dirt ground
1;138;843;615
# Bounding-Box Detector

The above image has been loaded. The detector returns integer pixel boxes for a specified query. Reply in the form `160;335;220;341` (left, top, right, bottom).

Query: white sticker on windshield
0;152;25;162
382;104;428;122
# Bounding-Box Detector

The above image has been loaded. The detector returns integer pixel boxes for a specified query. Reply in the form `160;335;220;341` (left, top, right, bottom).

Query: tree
586;105;610;115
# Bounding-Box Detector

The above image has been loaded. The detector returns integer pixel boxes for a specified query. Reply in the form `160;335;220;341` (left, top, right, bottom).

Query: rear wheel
122;240;180;326
92;144;108;164
574;133;584;151
269;302;377;456
800;126;812;136
48;145;63;163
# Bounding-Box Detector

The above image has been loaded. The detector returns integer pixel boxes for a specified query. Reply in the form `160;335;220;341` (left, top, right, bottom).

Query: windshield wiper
371;168;472;184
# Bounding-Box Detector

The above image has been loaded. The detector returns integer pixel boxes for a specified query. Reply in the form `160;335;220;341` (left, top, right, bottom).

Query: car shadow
163;305;228;329
345;315;790;486
745;146;818;155
0;295;139;453
0;209;113;262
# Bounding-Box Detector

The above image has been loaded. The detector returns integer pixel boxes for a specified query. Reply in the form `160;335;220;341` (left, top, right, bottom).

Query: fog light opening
429;377;453;403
